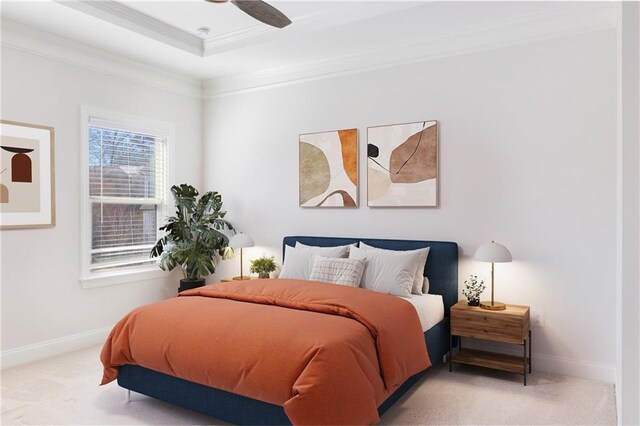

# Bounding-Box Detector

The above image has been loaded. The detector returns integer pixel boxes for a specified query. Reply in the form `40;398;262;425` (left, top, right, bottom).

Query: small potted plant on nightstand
462;275;485;306
250;256;277;279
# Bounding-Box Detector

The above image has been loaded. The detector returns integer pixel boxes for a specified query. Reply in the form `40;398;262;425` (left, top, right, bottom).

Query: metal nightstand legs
448;331;452;372
523;330;532;385
449;329;532;385
523;336;527;386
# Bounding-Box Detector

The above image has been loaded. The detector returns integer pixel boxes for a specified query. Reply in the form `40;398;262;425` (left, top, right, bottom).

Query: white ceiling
0;1;617;95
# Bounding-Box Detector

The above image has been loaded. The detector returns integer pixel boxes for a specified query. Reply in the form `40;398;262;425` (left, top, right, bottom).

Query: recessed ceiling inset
205;0;291;29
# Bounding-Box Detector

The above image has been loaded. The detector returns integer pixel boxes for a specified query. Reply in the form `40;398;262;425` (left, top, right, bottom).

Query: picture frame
0;120;56;229
299;128;358;208
367;120;438;207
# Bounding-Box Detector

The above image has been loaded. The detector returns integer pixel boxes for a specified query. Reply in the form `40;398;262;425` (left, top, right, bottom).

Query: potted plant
462;275;485;306
250;256;278;279
150;184;233;292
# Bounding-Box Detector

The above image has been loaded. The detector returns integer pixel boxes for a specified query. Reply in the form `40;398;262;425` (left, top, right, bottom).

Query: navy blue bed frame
117;236;458;425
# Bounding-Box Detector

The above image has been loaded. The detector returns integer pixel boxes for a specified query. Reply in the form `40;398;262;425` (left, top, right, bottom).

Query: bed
105;236;458;425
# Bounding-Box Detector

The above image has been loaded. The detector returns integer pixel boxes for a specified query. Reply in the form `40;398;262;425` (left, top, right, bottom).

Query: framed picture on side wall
0;120;56;229
299;128;358;208
367;120;438;207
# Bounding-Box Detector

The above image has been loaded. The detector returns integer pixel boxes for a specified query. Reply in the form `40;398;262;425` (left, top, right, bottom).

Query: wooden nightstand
449;300;532;385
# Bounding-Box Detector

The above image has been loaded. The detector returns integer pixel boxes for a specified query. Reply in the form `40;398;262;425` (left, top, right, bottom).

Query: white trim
201;2;420;56
529;353;616;384
0;20;202;99
615;3;624;421
53;0;203;56
80;267;170;289
0;326;112;369
203;2;617;98
2;3;615;99
39;0;421;59
615;2;640;424
82;107;176;145
462;340;615;383
79;106;175;289
88;116;172;138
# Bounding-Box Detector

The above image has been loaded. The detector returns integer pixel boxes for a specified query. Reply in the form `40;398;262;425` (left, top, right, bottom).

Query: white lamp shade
229;233;254;249
474;241;512;263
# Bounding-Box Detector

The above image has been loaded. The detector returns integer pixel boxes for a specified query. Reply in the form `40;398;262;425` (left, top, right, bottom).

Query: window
81;109;173;287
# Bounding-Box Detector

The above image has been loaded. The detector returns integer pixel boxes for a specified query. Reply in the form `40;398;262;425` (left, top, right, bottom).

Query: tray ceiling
1;1;617;95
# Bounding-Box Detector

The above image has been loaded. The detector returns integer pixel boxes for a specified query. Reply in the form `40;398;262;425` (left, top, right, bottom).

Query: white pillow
423;276;430;294
296;242;354;257
349;246;419;297
309;256;366;287
359;242;430;295
279;244;352;280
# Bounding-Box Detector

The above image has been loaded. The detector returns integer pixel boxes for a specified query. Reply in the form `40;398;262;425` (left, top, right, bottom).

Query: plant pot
467;299;480;306
178;278;205;293
258;272;270;279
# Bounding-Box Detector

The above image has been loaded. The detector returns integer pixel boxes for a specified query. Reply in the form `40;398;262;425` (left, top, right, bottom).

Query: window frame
80;107;175;289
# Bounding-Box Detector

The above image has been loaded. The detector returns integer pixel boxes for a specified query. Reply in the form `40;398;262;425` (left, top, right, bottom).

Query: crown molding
203;2;617;98
1;19;203;99
1;2;618;101
202;2;421;56
53;0;203;56
48;1;389;58
50;1;419;58
202;3;353;56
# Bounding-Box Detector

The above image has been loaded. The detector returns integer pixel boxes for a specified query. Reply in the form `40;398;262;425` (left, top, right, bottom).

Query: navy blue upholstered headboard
282;236;459;316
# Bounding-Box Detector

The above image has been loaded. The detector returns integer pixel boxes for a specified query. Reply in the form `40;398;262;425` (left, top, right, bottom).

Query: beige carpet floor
1;345;616;425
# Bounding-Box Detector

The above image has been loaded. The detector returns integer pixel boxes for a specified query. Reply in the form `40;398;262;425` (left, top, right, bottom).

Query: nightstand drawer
451;305;529;344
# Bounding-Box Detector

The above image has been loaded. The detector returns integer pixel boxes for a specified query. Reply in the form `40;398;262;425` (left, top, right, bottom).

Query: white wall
0;46;203;360
204;30;618;381
616;1;640;424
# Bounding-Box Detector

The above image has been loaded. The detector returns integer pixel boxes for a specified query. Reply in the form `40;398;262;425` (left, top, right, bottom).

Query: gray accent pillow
309;256;366;287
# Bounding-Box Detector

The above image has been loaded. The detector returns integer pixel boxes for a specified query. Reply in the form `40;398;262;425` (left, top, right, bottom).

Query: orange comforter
101;279;430;425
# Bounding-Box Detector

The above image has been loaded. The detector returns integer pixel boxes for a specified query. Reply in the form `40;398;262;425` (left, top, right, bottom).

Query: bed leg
124;389;131;403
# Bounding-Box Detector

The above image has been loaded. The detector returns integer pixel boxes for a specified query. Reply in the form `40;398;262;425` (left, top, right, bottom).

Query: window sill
80;267;171;289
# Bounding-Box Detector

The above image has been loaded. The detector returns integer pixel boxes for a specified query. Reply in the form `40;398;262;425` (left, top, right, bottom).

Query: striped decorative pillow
309;256;366;287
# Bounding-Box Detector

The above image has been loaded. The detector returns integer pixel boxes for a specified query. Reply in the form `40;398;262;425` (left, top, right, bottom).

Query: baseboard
0;326;111;369
529;352;616;383
462;340;615;383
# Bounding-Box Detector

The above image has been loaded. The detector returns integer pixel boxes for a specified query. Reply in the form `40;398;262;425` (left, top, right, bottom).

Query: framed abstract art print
367;120;438;207
299;128;358;208
0;120;55;229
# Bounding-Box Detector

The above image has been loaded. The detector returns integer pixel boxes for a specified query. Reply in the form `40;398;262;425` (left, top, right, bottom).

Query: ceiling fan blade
231;0;292;28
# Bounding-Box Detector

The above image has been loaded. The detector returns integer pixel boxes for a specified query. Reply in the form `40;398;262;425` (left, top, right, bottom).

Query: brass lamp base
480;301;506;311
232;275;252;281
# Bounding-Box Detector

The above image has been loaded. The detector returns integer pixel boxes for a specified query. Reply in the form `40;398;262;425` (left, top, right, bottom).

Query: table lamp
474;241;512;311
229;233;254;280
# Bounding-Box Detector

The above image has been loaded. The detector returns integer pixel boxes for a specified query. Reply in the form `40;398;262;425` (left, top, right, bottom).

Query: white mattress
400;294;445;332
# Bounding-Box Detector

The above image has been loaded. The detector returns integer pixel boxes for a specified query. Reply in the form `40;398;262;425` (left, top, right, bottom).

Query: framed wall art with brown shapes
367;120;438;207
0;120;55;229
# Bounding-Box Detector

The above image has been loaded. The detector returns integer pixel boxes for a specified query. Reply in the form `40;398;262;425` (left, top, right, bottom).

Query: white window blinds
88;118;167;272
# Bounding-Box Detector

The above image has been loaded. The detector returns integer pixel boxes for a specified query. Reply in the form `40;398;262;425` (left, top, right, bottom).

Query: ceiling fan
205;0;292;28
